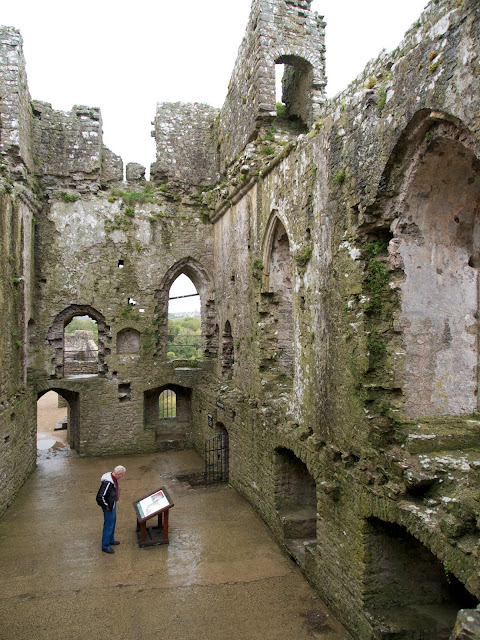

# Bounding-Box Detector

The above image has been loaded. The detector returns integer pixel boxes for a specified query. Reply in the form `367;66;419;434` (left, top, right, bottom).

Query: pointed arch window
263;216;294;375
167;274;201;360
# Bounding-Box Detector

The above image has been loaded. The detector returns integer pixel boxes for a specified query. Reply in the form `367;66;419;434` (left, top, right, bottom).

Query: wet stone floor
0;429;353;640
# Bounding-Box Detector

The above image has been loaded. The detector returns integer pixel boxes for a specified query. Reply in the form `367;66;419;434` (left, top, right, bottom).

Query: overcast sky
2;0;428;174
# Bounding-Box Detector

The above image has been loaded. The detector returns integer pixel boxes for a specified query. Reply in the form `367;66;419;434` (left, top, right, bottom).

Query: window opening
222;320;234;378
167;274;201;360
118;383;131;402
274;448;317;562
267;218;294;375
63;315;99;377
159;389;176;418
275;57;311;132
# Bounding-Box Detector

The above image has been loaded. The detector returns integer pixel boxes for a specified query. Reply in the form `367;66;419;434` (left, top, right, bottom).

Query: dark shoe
102;547;114;554
110;540;120;545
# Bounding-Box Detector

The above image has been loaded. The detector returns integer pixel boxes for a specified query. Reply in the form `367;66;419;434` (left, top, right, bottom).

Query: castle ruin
1;0;480;637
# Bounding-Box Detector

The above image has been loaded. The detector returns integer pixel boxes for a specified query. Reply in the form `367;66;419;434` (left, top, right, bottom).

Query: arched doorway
274;447;317;561
384;116;480;417
364;518;478;638
144;384;192;450
36;389;80;457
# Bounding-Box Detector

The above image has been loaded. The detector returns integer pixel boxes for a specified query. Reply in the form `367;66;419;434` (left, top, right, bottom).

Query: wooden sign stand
133;487;174;547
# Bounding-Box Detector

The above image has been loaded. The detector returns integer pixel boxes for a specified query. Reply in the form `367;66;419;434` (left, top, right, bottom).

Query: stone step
401;419;480;454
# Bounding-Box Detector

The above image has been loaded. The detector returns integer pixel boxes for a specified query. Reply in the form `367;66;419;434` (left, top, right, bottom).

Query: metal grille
205;432;229;484
159;389;176;418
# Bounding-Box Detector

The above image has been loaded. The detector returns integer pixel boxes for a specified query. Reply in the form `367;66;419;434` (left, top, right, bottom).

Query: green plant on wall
260;144;274;156
362;239;390;313
60;192;79;203
105;212;135;233
376;87;387;112
251;258;264;279
295;246;313;271
367;328;386;367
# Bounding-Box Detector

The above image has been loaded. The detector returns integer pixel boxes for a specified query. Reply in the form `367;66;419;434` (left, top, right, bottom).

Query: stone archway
36;387;80;453
385;117;480;417
144;383;192;450
274;447;317;561
154;257;215;359
46;305;110;378
261;215;294;377
363;518;479;639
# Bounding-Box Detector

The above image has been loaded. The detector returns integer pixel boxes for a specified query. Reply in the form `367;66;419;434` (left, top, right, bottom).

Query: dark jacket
96;472;118;510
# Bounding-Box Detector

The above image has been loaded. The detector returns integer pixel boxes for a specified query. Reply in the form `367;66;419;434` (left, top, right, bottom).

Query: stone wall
31;101;123;194
151;102;219;187
0;28;33;178
0;30;38;514
217;0;326;169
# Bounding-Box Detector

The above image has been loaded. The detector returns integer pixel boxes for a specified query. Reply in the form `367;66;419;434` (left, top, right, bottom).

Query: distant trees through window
159;389;176;418
167;274;202;360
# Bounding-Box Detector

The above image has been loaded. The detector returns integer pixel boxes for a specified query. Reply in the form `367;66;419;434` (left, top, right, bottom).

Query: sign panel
133;487;173;521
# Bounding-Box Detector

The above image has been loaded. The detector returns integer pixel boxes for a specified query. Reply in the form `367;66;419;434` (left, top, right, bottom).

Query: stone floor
0;418;353;640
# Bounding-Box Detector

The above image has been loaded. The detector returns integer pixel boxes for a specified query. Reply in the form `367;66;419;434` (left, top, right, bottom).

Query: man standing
96;465;126;554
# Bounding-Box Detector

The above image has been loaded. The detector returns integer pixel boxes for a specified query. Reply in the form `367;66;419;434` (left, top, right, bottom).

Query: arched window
387;119;480;416
47;305;109;378
154;258;215;360
144;384;192;449
159;389;176;418
63;315;99;377
263;216;294;375
167;274;201;360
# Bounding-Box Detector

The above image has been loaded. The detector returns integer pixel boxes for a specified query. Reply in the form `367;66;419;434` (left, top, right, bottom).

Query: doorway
36;391;70;457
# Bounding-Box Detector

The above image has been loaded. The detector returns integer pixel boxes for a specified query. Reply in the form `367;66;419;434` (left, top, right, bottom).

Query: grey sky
2;0;428;173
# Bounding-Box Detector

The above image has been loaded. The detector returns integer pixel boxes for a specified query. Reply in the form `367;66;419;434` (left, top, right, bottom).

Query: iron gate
205;432;229;484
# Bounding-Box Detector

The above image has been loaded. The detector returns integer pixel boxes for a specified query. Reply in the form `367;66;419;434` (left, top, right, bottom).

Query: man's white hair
114;465;126;475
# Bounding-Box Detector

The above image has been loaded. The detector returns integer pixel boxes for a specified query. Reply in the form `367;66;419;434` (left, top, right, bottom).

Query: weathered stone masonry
1;0;480;638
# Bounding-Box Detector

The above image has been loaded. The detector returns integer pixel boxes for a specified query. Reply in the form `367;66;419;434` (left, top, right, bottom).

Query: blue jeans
102;502;117;550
